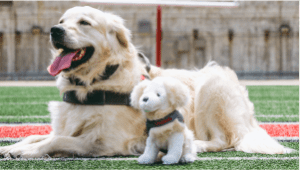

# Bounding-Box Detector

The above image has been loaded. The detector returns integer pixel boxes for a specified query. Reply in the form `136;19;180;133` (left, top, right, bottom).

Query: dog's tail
235;126;296;154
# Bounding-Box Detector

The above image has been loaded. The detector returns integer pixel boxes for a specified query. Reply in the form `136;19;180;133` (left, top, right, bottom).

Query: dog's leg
138;136;159;164
0;134;51;157
194;139;227;153
8;136;92;158
162;132;184;164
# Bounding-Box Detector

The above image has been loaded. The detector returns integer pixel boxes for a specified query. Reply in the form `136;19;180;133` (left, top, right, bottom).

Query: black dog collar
64;64;149;106
63;90;131;106
146;110;184;135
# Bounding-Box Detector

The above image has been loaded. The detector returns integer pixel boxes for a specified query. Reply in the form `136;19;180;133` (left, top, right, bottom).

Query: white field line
0;123;51;126
1;137;298;143
258;122;299;125
0;157;298;161
239;80;299;86
273;137;299;141
0;95;58;98
0;122;298;127
0;81;56;87
0;115;50;118
0;80;298;86
0;102;48;106
252;100;298;103
0;115;297;119
255;115;299;118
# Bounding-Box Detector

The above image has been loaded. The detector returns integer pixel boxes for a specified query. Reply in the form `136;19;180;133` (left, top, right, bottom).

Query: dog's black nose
143;97;149;102
50;26;65;38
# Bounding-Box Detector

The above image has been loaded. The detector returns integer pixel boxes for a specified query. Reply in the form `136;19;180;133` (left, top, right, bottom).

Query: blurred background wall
0;1;298;80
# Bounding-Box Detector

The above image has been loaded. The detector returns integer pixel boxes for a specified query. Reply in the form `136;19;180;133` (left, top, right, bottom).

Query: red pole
156;5;161;67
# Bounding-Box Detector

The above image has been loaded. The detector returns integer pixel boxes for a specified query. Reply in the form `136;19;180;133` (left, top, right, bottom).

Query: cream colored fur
149;63;295;154
131;77;196;164
0;6;148;158
0;6;294;158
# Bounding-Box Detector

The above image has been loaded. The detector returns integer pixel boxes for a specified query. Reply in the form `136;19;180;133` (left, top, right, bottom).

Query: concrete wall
0;1;298;80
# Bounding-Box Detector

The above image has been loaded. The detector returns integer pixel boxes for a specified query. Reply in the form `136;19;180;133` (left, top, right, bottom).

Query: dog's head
130;77;190;116
48;6;132;80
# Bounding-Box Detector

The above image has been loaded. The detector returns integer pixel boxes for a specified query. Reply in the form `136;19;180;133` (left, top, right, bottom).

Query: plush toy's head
130;77;190;117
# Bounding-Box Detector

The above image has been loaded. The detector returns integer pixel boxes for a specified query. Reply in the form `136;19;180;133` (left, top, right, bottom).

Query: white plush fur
131;77;197;164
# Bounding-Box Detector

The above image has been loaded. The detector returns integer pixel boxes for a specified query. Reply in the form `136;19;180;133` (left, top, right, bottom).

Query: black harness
146;110;184;134
68;64;120;87
63;64;150;106
63;64;132;105
63;90;131;105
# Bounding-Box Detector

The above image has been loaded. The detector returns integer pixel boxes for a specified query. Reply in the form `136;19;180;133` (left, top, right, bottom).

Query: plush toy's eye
157;93;160;97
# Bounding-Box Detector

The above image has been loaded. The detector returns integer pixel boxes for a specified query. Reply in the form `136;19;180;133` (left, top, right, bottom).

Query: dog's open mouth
48;47;94;76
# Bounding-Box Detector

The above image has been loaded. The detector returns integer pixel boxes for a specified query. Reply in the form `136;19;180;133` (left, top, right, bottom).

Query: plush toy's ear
163;77;190;108
130;80;150;109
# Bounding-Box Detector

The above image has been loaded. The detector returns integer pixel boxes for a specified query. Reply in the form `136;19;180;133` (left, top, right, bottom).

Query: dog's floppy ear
163;77;190;108
138;53;151;73
107;14;131;48
130;80;150;109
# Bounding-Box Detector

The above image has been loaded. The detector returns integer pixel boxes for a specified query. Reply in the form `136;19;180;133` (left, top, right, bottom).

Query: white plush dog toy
130;76;197;164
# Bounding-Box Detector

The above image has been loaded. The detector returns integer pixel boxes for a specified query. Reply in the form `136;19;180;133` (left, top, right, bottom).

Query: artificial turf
0;142;298;158
0;86;298;123
247;86;299;122
0;159;298;170
0;86;299;169
0;142;299;169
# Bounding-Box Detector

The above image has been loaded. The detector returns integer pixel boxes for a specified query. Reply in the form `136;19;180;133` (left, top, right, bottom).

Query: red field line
0;124;298;138
259;124;299;137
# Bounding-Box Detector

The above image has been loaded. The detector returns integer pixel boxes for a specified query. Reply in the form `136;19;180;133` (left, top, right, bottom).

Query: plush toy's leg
162;132;184;164
138;136;159;164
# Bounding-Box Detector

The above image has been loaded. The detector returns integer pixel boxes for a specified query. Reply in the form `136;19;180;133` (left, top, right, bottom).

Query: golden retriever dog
0;6;148;158
131;77;196;164
0;6;294;158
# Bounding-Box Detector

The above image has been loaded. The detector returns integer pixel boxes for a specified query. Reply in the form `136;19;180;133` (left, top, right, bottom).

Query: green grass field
0;86;298;123
0;159;298;169
0;85;299;169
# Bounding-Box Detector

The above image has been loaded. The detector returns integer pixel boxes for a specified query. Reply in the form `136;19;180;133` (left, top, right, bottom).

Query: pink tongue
47;51;78;76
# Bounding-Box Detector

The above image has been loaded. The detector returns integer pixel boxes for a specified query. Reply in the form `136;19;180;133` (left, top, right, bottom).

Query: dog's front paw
0;145;13;157
180;153;196;163
9;146;44;159
162;155;180;164
138;154;155;164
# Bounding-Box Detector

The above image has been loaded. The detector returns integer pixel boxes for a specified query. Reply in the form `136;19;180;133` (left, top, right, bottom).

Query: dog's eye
59;20;64;24
79;20;91;26
157;93;160;97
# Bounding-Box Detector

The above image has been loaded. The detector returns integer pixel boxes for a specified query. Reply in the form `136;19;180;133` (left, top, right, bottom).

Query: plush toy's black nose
143;97;149;102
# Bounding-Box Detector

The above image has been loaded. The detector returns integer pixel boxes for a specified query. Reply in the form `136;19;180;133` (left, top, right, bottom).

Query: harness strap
63;90;131;106
68;64;119;86
146;110;184;154
146;110;184;135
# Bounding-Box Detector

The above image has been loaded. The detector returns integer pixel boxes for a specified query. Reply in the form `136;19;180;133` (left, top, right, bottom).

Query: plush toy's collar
146;110;184;135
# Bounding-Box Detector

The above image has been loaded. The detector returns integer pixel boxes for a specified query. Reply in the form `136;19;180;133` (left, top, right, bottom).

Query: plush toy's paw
162;154;180;164
180;153;196;163
138;154;155;164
